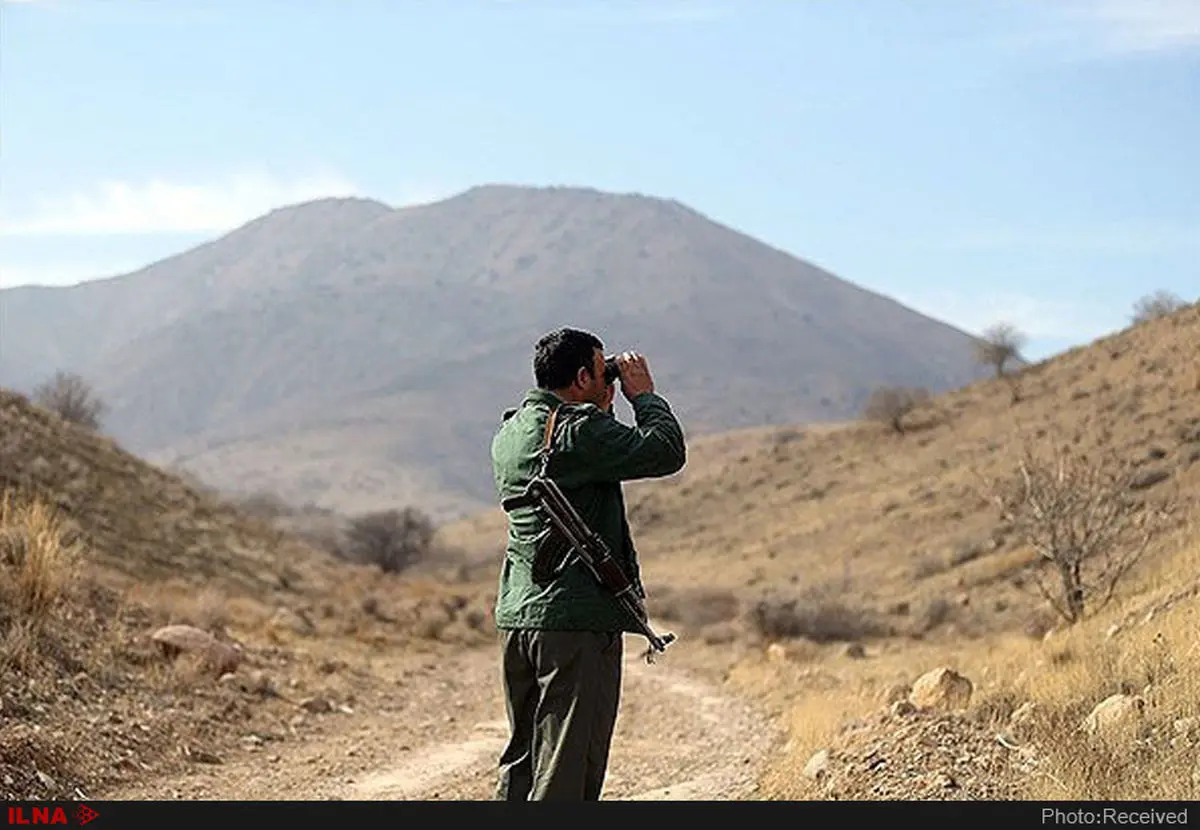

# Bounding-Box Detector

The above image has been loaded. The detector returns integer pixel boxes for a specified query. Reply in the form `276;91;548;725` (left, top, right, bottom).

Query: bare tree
31;371;105;431
1131;290;1188;325
982;441;1172;624
341;507;435;574
974;323;1026;379
863;386;929;435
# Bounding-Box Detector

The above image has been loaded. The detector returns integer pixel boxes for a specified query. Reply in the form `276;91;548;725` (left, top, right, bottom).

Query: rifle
501;473;677;664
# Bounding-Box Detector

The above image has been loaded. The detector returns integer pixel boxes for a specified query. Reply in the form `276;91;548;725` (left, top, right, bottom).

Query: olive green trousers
494;628;624;801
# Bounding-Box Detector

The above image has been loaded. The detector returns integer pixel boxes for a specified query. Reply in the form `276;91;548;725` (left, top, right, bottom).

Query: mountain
0;184;991;519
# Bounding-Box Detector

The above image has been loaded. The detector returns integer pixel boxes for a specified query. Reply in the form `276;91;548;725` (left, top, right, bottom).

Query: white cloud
1053;0;1200;54
0;171;364;237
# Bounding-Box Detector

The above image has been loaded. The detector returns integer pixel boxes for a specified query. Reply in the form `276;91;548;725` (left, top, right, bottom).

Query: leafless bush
744;588;892;643
914;596;955;633
648;586;739;628
1131;290;1188;325
31;372;105;431
863;386;930;435
981;441;1173;624
974;322;1026;378
341;507;435;574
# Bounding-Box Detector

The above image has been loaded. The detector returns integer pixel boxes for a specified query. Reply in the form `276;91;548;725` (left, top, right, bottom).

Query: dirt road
101;635;781;801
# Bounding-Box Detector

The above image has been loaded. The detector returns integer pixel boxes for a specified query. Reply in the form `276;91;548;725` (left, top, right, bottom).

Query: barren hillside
0;388;494;801
0;185;990;519
6;300;1199;801
443;299;1200;800
448;301;1198;643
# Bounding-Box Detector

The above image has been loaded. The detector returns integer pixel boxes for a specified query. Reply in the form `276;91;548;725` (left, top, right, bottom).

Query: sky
0;0;1196;361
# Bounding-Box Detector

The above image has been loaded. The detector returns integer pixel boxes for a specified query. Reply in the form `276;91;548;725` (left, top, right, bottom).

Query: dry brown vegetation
4;288;1198;801
442;299;1200;799
30;371;106;432
0;390;493;800
863;387;931;435
1132;290;1189;325
973;322;1027;378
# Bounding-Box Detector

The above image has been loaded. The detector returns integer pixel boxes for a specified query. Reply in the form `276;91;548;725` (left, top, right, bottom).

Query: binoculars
603;355;622;385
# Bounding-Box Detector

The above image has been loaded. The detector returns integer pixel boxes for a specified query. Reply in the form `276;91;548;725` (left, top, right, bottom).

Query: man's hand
600;378;616;414
616;351;655;402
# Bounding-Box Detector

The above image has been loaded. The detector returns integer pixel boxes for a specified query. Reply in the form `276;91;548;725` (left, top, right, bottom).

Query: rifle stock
501;477;677;662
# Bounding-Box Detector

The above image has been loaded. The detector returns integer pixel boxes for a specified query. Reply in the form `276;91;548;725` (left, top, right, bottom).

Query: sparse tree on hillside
342;507;435;574
973;322;1026;379
31;371;105;431
982;441;1173;625
1131;290;1188;325
863;386;929;435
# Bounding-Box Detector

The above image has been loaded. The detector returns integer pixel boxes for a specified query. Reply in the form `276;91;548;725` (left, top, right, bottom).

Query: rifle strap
538;405;561;478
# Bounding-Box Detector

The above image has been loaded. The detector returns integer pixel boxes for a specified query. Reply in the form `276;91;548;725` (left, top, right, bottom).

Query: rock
1173;717;1200;736
841;643;866;659
1081;694;1145;738
245;671;276;696
803;749;830;780
299;696;333;714
909;667;972;712
880;683;911;705
151;624;218;653
1130;469;1170;491
890;700;917;717
150;625;242;676
766;642;788;663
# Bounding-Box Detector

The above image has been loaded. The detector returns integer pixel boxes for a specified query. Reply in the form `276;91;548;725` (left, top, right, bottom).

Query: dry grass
443;302;1200;647
0;490;85;648
2;290;1195;799
0;388;503;800
436;301;1200;799
736;522;1200;800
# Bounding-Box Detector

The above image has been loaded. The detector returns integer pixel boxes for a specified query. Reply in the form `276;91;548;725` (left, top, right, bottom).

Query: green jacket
491;387;687;633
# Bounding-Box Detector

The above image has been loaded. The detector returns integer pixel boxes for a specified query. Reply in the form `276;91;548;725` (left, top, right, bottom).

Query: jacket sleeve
555;392;687;485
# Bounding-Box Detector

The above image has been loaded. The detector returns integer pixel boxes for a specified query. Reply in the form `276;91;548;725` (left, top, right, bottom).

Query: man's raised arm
556;352;686;485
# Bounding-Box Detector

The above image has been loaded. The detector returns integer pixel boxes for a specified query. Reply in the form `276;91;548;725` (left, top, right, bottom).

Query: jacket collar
522;388;565;409
502;388;564;422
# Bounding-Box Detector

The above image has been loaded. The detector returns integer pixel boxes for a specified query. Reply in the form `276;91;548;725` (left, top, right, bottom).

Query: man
490;327;687;801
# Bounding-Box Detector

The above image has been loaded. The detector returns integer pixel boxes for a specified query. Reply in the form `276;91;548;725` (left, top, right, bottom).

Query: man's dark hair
534;327;604;390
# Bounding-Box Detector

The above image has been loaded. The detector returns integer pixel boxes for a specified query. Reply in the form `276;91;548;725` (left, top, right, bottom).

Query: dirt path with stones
100;635;781;801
